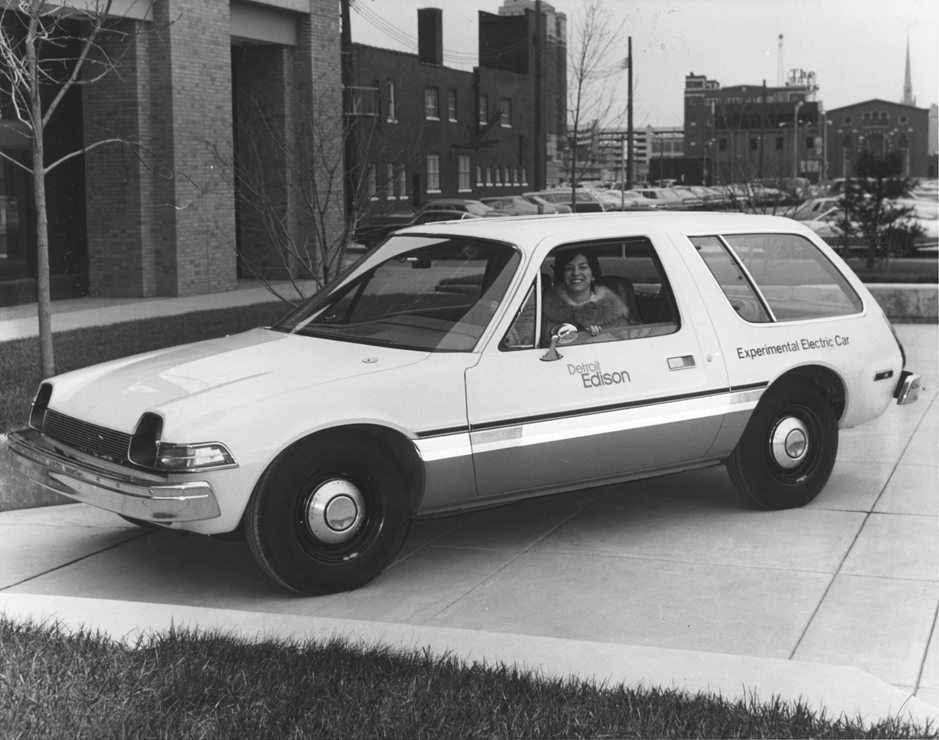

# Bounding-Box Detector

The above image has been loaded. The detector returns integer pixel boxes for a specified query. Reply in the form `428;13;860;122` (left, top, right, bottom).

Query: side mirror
541;323;578;362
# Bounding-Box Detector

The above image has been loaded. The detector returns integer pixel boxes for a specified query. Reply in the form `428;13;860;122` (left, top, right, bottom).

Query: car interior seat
594;275;641;324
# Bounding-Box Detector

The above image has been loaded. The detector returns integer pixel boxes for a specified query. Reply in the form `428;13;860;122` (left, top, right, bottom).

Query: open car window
274;236;520;352
503;237;680;350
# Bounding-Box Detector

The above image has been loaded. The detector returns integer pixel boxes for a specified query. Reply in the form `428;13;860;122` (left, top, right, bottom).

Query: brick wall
82;0;342;299
83;19;154;297
155;0;236;296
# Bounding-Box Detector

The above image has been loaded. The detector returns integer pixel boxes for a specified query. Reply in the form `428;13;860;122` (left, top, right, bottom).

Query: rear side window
690;236;770;323
691;233;862;322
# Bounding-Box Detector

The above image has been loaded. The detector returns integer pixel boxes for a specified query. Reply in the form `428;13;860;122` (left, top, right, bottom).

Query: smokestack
418;8;443;66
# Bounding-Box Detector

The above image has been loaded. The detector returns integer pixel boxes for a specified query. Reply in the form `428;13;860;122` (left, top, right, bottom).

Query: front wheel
726;378;838;510
246;433;411;595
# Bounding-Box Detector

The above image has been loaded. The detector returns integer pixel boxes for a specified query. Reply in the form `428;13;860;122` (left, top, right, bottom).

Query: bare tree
209;81;433;305
0;0;149;378
565;0;626;203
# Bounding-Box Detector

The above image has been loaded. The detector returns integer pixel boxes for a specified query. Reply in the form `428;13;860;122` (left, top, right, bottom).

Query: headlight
130;412;236;471
153;443;236;472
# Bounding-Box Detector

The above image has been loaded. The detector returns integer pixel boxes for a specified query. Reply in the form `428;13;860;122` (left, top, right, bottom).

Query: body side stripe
415;386;764;462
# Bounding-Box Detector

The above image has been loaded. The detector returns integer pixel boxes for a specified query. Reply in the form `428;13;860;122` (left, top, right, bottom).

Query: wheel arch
774;365;846;421
244;423;425;522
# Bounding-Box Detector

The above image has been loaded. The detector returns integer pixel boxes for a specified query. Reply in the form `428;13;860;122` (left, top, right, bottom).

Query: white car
10;213;920;595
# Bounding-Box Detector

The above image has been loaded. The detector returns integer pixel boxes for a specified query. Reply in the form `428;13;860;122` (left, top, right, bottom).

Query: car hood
45;328;428;432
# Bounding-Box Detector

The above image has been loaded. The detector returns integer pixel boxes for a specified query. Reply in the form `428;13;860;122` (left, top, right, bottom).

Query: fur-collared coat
542;284;635;331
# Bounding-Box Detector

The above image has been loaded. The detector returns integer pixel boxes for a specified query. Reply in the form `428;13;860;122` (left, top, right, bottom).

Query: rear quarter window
691;233;863;322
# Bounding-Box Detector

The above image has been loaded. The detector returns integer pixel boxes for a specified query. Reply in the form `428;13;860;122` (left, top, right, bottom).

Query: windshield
273;236;520;352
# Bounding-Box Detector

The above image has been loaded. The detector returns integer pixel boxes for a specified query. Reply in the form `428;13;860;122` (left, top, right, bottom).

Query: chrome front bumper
894;371;922;406
7;429;220;522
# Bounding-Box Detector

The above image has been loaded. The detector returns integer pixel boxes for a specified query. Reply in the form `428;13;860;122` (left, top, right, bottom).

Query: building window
775;136;784;151
500;97;512;127
458;155;470;191
427;155;440;192
367;164;377;199
398;168;407;199
899;115;909;125
749;137;758;151
386;164;395;199
522;166;528;186
448;90;457;121
842;115;853;125
805;136;815;150
479;94;488;124
425;88;439;119
485;166;492;185
386;80;396;122
495;166;502;186
476;165;483;185
512;166;518;185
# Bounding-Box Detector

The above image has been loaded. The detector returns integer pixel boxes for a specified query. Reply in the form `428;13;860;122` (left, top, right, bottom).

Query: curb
1;593;935;727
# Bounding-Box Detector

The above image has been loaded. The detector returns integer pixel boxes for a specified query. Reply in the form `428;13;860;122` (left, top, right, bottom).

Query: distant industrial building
683;71;822;187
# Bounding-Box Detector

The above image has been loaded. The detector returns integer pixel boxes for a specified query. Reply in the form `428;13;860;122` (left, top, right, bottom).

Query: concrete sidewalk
0;279;319;342
0;324;936;727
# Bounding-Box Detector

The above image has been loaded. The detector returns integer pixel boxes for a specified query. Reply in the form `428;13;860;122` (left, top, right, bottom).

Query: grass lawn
2;617;933;740
0;302;288;434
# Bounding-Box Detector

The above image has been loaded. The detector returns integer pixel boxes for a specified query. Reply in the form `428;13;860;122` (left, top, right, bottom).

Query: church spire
902;37;915;106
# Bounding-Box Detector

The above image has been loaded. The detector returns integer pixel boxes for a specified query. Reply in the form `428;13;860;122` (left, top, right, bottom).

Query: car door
464;232;731;498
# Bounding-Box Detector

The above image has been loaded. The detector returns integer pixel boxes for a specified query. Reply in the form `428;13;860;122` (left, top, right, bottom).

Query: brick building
824;100;932;181
0;0;341;307
348;1;566;218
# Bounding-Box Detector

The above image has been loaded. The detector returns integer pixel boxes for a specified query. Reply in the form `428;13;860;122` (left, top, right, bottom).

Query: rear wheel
726;378;838;509
246;433;411;595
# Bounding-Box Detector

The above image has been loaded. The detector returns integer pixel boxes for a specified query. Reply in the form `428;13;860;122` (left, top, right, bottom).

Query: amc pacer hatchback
10;213;920;595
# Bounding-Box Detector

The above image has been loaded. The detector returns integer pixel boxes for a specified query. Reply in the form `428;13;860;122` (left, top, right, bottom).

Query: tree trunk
27;10;54;379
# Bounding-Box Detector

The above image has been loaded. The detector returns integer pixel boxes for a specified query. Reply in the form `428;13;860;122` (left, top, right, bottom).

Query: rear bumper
7;428;220;522
894;371;922;406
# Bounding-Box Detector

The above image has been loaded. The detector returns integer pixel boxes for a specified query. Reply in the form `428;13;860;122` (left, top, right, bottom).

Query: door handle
667;355;696;370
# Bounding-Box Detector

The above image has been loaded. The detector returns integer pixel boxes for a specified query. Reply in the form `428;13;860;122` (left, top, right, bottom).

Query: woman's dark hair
552;249;602;287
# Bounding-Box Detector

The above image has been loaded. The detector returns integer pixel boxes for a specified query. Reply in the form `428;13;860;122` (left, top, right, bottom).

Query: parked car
524;189;608;213
520;193;571;214
10;213;920;596
587;188;660;211
354;199;502;248
634;187;703;210
480;195;543;216
787;197;842;222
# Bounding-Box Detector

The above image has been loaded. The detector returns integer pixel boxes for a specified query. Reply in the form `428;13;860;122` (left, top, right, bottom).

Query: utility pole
626;36;633;190
759;80;766;180
340;0;356;223
533;0;543;190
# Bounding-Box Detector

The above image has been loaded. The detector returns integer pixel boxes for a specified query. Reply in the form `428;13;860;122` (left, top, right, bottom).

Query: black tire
246;433;411;595
726;378;838;510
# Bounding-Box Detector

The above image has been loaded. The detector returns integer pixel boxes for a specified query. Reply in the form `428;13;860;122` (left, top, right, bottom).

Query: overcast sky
349;0;939;128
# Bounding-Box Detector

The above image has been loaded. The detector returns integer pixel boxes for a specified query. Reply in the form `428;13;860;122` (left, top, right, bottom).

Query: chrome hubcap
769;416;809;470
305;479;365;544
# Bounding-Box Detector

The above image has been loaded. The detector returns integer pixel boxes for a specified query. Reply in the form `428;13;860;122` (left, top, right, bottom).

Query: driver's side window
502;237;680;350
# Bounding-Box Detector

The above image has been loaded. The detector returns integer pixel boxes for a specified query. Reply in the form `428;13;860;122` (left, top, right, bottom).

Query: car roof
393;211;815;253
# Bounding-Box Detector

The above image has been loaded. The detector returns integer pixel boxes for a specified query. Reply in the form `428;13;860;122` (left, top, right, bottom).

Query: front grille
42;410;132;464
